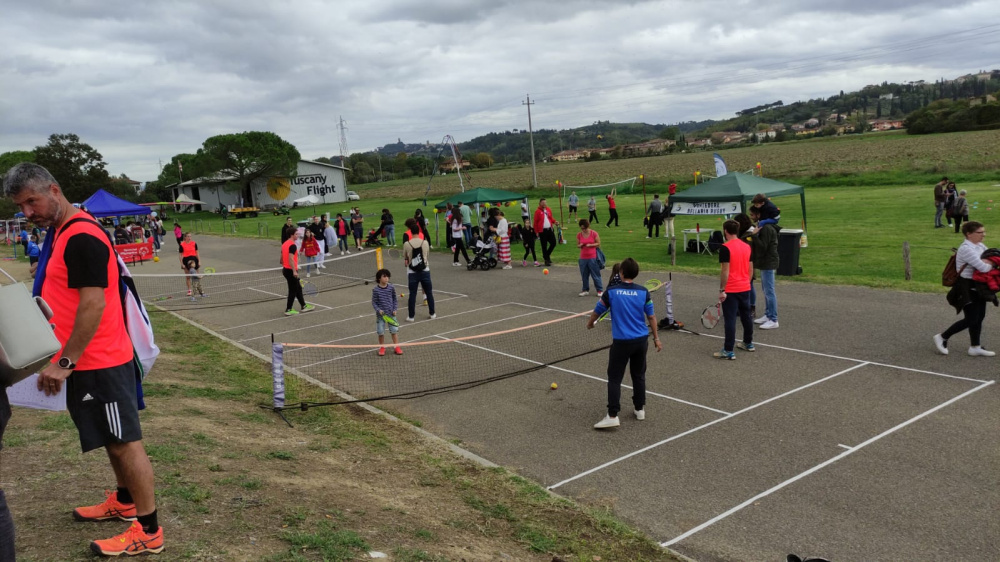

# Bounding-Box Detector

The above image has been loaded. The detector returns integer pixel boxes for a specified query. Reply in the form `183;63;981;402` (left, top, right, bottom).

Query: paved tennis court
141;235;999;562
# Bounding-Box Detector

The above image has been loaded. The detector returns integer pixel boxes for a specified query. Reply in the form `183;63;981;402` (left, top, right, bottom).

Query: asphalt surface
136;234;999;562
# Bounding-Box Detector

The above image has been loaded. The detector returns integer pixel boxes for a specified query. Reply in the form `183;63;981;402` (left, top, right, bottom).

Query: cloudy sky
1;0;997;180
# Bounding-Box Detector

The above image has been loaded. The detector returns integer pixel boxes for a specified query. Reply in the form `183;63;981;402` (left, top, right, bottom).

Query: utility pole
523;94;538;189
337;116;349;167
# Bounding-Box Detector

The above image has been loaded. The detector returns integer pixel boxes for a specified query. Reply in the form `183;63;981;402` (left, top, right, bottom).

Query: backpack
707;230;725;252
408;243;426;272
942;249;967;287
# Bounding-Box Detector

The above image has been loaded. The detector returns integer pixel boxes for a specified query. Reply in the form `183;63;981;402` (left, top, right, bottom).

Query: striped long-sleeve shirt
372;283;397;316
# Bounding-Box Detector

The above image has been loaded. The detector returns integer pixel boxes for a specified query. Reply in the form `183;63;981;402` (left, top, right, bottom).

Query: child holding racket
372;269;402;356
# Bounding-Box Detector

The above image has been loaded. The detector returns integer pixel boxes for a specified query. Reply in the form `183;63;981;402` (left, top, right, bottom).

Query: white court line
235;295;467;340
661;379;995;547
548;362;870;490
687;332;992;384
511;301;591;316
837;444;853;451
296;309;550;369
441;337;731;416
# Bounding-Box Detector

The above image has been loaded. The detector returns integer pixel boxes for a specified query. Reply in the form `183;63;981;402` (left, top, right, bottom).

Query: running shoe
302;304;316;312
378;347;386;356
713;349;736;360
394;347;403;355
89;520;163;556
73;490;137;522
284;309;299;316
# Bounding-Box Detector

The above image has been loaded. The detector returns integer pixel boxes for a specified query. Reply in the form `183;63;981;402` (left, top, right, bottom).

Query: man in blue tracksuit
587;257;662;429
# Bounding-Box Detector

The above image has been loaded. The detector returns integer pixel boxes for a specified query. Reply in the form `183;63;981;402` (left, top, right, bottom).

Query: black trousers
606;208;619;227
606;337;648;417
283;268;305;311
522;242;537;262
452;238;470;263
648;217;661;238
943;294;987;346
539;228;557;264
588;210;598;223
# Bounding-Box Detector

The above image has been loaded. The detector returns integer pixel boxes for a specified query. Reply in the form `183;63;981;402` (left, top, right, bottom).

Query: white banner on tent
671;201;740;215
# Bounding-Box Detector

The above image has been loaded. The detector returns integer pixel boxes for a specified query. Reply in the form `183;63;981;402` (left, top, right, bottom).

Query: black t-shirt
307;223;324;239
486;217;499;233
382;212;394;225
64;233;110;289
0;391;9;451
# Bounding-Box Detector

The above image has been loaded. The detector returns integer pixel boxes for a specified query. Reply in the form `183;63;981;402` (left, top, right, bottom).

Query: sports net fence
269;311;616;410
130;251;378;311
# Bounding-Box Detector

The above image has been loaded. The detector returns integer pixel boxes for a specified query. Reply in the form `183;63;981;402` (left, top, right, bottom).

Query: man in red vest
714;219;755;360
5;162;163;556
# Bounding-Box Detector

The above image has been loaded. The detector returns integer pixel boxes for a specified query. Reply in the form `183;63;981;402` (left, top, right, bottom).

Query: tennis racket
385;248;402;260
701;302;721;329
382;314;400;327
203;267;215;274
300;279;317;296
598;279;664;323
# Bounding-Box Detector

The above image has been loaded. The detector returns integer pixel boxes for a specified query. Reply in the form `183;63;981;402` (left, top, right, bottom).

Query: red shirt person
5;162;164;556
532;198;559;267
714;218;755;359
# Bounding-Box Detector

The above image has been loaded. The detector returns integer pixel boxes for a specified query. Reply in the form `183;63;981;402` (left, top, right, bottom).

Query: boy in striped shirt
372;269;402;356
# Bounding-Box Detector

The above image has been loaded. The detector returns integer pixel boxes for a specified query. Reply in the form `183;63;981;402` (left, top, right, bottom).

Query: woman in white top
935;221;996;356
451;214;470;265
497;212;511;269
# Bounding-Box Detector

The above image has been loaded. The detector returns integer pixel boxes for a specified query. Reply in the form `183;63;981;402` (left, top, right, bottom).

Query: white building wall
253;160;348;207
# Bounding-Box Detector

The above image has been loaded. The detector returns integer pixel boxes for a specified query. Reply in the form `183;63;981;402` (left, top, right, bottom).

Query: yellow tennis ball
400;293;405;298
153;256;159;262
543;268;549;275
550;382;558;390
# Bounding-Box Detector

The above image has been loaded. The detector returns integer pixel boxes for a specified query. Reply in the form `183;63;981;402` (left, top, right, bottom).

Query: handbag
0;282;62;387
595;247;607;270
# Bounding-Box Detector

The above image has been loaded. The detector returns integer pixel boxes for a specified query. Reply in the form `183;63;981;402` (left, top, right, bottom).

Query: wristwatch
57;356;77;370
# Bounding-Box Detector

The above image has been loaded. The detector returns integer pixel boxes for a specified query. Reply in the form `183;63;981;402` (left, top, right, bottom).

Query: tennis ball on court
153;256;159;262
550;382;558;390
543;268;549;275
400;293;405;298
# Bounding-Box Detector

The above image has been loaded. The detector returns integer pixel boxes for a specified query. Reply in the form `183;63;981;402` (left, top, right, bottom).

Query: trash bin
777;229;803;276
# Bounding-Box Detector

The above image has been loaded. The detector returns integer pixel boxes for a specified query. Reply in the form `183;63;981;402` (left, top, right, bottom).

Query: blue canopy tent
81;189;151;218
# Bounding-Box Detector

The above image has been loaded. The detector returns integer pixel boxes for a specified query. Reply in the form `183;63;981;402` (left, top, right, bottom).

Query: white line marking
296;309;550;368
222;299;373;331
547;362;870;490
686;333;992;384
660;379;995;547
442;337;732;416
837;444;853;451
510;301;591;316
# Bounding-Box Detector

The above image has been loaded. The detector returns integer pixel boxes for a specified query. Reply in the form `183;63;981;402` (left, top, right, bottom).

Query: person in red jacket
532;198;559;266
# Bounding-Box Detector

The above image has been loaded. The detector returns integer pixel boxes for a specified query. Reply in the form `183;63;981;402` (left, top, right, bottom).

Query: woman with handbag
577;219;603;297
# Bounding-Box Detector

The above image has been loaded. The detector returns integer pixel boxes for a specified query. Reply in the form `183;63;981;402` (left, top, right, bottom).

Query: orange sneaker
90;520;164;556
73;490;137;522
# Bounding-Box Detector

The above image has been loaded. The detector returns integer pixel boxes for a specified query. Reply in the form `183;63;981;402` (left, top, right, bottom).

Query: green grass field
166;177;1000;292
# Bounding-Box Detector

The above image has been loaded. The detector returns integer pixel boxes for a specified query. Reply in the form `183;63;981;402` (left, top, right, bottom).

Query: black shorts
67;361;143;452
182;256;200;270
568;205;578;212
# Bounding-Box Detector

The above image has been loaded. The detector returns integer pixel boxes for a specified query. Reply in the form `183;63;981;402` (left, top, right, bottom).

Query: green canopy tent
433;187;528;246
666;172;806;260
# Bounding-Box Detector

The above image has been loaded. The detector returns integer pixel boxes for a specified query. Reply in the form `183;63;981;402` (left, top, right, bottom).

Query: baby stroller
364;228;383;248
468;233;497;271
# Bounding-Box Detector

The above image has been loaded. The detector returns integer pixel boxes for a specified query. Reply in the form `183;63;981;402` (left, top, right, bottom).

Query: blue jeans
338;236;349;252
305;255;318;274
407;270;436;319
463;223;473;245
384;224;396;246
578;258;603;292
760;269;777;321
722;290;754;352
749;278;756;308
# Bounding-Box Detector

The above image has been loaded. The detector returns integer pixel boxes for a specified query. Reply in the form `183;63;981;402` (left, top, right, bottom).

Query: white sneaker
754;315;769;324
453;262;461;267
306;272;311;278
502;265;512;270
325;253;332;257
593;414;620;429
597;291;603;297
634;409;645;421
346;250;350;254
760;320;779;329
579;291;589;297
319;264;326;269
933;334;949;355
429;314;436;319
968;346;996;357
405;317;415;322
340;251;344;255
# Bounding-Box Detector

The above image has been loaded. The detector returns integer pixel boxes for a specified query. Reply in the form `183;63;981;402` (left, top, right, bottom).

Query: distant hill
366;70;1000;162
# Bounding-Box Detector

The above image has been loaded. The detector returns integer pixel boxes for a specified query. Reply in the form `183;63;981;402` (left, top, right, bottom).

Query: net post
375;247;384;270
271;342;286;411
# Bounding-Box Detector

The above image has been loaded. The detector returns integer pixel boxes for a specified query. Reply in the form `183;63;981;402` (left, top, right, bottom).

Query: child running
372;269;403;356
